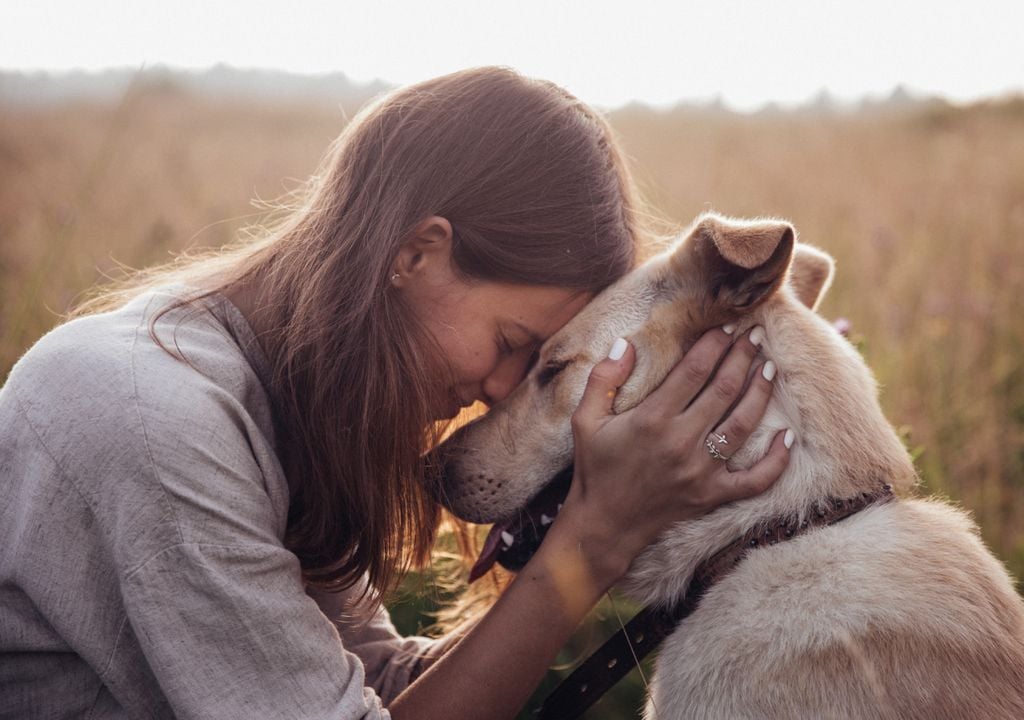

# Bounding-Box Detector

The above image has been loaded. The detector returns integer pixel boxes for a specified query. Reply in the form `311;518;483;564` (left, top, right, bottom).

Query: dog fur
439;213;1024;719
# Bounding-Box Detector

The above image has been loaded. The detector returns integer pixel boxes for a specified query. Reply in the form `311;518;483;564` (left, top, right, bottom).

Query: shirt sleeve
123;541;390;719
307;582;439;705
115;368;396;718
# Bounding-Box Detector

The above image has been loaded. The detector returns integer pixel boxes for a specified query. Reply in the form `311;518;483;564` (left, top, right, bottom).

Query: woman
0;67;790;718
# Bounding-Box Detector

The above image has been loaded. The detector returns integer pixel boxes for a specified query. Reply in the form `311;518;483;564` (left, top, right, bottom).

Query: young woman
0;67;790;718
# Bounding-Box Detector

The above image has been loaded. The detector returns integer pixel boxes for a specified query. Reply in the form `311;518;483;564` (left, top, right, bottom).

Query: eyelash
497;333;515;355
497;334;542;374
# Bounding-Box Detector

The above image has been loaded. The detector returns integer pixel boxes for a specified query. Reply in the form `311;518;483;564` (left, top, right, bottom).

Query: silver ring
705;431;731;461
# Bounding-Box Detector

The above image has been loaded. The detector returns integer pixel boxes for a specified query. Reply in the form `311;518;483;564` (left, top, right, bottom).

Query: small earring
390;272;400;282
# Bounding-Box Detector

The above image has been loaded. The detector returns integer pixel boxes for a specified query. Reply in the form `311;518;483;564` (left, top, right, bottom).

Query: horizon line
2;62;1023;115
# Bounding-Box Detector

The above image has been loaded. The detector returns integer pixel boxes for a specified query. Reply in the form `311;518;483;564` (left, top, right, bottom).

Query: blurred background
3;1;1023;717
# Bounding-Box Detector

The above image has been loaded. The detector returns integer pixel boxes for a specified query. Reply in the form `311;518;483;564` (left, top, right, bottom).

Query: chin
434;394;481;422
432;399;463;421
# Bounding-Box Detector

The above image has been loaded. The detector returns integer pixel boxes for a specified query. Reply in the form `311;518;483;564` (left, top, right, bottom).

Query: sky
3;0;1022;111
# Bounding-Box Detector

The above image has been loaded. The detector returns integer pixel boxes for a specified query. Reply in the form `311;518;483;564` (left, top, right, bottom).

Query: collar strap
535;483;895;719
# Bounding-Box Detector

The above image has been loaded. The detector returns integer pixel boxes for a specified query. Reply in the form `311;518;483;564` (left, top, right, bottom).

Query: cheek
447;343;499;384
423;313;497;385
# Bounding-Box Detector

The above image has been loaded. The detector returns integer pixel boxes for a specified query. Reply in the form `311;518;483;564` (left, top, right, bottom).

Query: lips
468;466;575;582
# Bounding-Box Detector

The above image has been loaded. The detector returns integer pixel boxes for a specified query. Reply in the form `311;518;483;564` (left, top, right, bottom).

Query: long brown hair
78;67;647;596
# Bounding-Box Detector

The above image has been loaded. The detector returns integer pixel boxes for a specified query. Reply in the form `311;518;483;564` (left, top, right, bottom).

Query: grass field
2;83;1023;717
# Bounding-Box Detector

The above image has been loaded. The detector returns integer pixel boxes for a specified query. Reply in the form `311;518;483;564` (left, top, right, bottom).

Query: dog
438;213;1024;719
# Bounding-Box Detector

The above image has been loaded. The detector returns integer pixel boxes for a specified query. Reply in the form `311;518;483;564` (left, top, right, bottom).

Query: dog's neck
624;295;917;606
741;297;916;497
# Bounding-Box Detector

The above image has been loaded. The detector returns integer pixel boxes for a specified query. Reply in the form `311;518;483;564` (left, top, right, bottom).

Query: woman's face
413;278;591;420
394;217;594;419
421;278;585;419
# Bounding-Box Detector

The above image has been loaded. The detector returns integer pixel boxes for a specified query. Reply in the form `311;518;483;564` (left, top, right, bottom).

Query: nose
481;354;532;406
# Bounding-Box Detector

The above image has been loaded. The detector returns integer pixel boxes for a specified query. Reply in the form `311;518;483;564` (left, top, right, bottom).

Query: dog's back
648;497;1024;719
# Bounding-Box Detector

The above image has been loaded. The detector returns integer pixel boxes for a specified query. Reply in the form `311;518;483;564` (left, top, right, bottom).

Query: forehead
477;283;592;337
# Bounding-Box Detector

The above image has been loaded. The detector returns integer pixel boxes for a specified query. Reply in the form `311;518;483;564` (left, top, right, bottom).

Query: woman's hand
555;326;791;588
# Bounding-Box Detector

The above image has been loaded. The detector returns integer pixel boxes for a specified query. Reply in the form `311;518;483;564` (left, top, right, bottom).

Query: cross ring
705;431;731;461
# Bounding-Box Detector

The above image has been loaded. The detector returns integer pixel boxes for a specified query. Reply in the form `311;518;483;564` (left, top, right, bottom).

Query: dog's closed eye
536;359;571;387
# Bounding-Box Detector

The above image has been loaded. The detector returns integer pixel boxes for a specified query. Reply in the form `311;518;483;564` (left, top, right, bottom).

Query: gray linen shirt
0;288;435;718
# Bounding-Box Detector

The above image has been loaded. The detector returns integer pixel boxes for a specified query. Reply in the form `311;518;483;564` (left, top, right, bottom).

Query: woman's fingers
703;359;778;461
711;429;793;505
565;329;791;572
638;328;733;419
571;338;635;434
684;325;764;430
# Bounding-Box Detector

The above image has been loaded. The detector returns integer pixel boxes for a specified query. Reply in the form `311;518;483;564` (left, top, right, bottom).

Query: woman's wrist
391;507;616;719
533;503;634;602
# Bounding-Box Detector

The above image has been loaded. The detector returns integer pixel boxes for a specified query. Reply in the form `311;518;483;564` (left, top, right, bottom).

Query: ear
391;216;454;287
678;213;796;310
788;244;835;310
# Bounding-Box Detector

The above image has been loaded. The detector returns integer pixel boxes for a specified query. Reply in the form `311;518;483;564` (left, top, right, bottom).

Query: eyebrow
512;321;544;345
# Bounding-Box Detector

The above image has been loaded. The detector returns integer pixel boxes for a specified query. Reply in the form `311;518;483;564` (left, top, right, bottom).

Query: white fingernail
749;326;765;347
608;337;628;361
784;429;795;449
501;531;514;547
762;360;777;382
722;323;736;335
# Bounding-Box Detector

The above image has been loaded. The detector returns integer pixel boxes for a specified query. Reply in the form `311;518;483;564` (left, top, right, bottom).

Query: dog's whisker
497;413;517;455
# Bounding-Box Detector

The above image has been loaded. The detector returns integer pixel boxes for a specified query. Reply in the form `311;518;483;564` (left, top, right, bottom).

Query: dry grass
2;87;1023;591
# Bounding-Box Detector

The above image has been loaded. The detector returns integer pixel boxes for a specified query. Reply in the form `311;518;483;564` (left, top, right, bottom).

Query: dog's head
437;212;840;533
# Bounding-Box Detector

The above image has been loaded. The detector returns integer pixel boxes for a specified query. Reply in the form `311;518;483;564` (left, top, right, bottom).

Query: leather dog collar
535;483;896;719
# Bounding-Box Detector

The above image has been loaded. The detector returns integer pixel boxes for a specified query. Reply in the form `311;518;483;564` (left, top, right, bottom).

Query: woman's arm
390;328;789;719
388;514;626;719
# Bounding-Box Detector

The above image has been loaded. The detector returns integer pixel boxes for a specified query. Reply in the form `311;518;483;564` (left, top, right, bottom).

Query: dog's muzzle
467;466;575;581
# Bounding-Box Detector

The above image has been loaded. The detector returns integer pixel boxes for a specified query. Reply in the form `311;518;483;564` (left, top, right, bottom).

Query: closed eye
536;359;570;387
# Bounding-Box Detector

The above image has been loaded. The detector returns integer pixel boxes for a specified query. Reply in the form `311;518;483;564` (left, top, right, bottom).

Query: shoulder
3;288;289;549
6;289;268;449
5;294;151;455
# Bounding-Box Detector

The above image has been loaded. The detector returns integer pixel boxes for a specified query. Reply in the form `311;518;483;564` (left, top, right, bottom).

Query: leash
534;483;895;719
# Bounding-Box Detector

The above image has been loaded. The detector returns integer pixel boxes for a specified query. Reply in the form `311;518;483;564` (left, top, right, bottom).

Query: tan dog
439;213;1024;719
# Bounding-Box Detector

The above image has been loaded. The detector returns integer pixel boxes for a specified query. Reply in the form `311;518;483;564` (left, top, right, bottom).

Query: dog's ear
675;213;796;311
788;244;835;310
